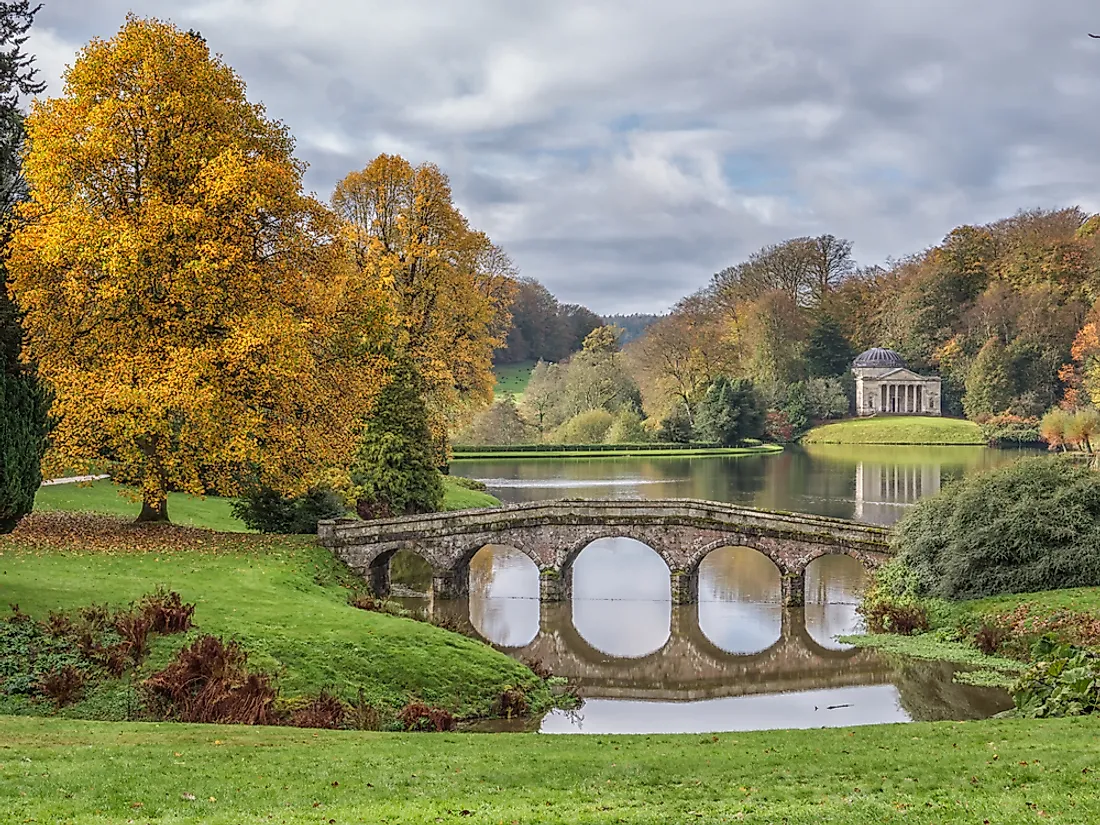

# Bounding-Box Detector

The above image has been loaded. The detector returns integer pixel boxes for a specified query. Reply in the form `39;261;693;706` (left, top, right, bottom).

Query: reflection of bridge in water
433;601;891;703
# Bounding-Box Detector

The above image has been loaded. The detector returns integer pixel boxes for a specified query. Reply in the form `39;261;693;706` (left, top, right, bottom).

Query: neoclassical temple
852;348;941;416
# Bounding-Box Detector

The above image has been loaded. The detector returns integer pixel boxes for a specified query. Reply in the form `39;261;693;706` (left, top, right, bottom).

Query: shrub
397;700;456;732
693;377;765;446
37;665;85;708
763;409;795;443
347;688;384;731
284;690;346;729
974;624;1009;655
604;409;649;444
553;409;614;445
494;686;530;719
111;611;151;663
232;484;348;534
524;657;554;680
656;408;694;443
860;597;929;636
143;636;277;725
139;587;195;633
979;413;1042;447
892;457;1100;600
1012;636;1100;718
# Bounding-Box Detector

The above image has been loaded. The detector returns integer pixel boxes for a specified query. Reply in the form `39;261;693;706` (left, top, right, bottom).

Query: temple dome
853;347;907;369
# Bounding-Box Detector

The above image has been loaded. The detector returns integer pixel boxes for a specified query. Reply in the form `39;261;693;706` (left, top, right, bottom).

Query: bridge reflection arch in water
803;553;869;650
465;545;540;648
570;537;671;659
697;546;783;655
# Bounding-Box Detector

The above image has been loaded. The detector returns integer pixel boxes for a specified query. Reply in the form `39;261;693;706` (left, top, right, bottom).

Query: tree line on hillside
0;14;517;530
461;214;1100;450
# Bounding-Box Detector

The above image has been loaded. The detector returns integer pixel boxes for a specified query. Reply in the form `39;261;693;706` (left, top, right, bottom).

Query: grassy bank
0;516;544;720
34;476;501;529
453;444;783;460
493;360;536;400
3;715;1100;823
802;416;984;445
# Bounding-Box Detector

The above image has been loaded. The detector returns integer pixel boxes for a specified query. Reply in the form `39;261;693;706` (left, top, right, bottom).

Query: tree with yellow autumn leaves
332;155;516;459
8;17;394;521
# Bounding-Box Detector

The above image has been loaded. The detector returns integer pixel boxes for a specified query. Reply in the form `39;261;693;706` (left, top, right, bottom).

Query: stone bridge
318;499;892;606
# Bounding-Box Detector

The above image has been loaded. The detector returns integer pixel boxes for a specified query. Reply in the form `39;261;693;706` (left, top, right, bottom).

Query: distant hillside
604;313;662;345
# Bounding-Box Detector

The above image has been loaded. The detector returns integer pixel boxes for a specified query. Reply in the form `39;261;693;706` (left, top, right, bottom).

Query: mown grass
3;714;1100;823
802;416;984;445
34;476;500;532
35;480;247;532
0;519;545;719
441;477;501;510
493;360;537;400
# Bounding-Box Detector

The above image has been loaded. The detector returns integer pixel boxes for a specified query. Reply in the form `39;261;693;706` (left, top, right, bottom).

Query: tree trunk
136;493;169;524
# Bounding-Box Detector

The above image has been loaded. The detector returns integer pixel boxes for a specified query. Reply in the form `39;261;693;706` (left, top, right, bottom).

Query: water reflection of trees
892;659;1012;722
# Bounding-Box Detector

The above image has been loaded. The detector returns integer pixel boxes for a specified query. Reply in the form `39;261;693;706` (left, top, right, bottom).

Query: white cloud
23;0;1100;313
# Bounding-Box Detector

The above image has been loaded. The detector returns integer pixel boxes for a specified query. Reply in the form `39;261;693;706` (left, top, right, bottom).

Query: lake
410;445;1036;733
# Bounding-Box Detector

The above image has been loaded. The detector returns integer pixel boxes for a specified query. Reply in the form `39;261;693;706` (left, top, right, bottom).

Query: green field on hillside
802;416;984;445
493;360;537;400
3;714;1099;823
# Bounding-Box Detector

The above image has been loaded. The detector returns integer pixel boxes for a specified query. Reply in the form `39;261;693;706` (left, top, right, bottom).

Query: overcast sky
27;2;1100;314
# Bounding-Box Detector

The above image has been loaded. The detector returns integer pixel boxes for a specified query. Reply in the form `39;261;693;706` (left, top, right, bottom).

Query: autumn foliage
7;17;391;520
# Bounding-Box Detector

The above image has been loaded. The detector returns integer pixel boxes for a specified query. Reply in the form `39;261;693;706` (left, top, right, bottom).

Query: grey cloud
25;0;1100;313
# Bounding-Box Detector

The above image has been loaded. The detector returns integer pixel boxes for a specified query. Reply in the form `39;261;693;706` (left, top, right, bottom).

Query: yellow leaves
8;16;392;508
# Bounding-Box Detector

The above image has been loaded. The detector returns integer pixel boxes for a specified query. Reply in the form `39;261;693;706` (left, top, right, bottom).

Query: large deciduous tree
331;154;517;449
8;16;389;522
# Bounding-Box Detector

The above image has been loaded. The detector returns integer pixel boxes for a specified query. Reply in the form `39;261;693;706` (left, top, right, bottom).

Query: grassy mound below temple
4;714;1100;823
0;514;546;722
802;415;984;445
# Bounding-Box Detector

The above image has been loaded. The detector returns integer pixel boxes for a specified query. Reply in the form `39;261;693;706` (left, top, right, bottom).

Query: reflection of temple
854;462;941;524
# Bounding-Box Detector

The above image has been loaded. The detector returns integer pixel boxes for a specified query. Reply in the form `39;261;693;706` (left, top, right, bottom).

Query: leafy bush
979;413;1042;447
974;624;1009;655
860;597;929;636
552;409;614;444
232;484;348;534
892;457;1100;600
1012;636;1100;718
656;407;694;443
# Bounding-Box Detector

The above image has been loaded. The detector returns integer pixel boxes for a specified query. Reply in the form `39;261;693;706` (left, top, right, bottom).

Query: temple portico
852;348;941;416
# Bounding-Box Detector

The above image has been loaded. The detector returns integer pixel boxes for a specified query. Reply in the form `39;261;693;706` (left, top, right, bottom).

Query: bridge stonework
317;499;893;607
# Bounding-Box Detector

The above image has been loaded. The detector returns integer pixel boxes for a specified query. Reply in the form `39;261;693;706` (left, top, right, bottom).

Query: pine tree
693;377;765;446
352;361;444;519
805;314;854;378
0;1;50;533
964;336;1014;420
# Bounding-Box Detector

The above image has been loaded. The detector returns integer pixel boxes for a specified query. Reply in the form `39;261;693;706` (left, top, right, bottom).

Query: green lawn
34;476;500;531
0;523;543;718
3;714;1100;823
802;416;984;445
35;480;247;531
493;360;537;400
453;445;784;460
441;477;501;510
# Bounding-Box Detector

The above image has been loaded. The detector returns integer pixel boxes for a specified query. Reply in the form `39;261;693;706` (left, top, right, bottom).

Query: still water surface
416;446;1034;733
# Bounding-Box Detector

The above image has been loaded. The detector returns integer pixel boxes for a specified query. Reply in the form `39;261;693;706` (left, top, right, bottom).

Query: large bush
893;457;1100;600
553;409;614;444
693;377;765;446
232;485;348;534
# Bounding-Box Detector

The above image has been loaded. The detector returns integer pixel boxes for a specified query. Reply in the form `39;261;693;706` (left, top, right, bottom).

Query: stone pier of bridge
318;499;892;607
